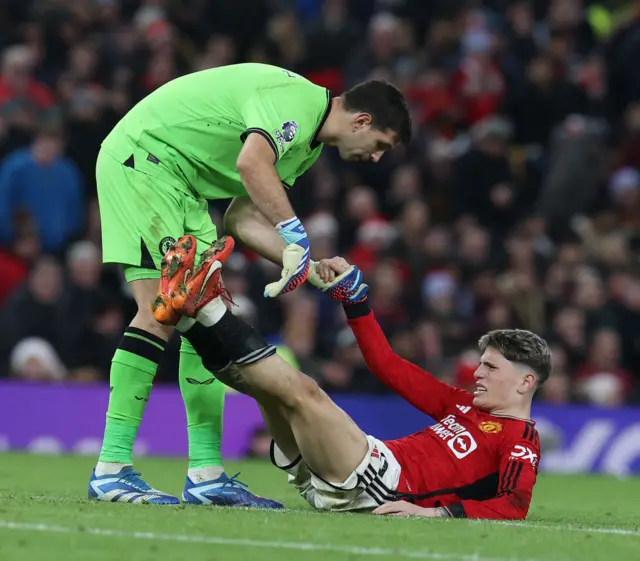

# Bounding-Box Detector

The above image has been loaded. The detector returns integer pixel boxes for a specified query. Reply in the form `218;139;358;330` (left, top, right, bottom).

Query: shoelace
222;472;249;490
188;268;237;308
118;471;151;491
216;472;281;506
214;278;237;308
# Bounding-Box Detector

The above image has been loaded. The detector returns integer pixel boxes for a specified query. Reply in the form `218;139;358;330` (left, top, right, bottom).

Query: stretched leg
237;354;368;483
215;364;299;462
167;239;369;484
203;337;367;483
260;400;300;462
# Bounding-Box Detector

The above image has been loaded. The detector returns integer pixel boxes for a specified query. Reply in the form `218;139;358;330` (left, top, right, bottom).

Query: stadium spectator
0;0;638;405
0;44;56;154
0;125;83;253
0;256;67;372
9;337;67;381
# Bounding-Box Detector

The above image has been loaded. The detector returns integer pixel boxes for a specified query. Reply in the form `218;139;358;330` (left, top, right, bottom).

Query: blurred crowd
1;0;640;407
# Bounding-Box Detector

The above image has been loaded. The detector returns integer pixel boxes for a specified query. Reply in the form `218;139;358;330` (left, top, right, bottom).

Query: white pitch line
278;509;640;538
476;520;640;537
0;520;537;561
1;498;638;539
3;499;639;538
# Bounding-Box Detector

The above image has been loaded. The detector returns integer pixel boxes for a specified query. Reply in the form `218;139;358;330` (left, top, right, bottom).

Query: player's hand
308;256;350;285
308;258;368;305
264;217;311;297
373;501;450;518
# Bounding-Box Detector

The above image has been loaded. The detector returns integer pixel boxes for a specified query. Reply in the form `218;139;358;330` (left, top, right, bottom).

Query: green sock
179;337;225;469
98;327;167;464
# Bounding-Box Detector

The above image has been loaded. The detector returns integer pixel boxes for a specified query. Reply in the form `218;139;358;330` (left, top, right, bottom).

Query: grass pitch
0;452;638;561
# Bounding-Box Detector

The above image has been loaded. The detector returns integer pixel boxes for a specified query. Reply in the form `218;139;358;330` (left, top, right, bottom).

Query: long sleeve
446;438;540;520
344;303;472;419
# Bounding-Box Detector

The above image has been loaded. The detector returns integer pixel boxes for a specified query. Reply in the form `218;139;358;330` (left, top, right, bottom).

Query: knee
132;306;173;341
286;375;326;410
129;278;174;340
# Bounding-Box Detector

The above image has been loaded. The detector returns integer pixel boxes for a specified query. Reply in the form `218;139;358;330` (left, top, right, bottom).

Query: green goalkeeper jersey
101;63;331;199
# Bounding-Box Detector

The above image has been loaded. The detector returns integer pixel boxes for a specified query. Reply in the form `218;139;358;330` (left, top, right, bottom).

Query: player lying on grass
90;62;410;506
155;235;548;519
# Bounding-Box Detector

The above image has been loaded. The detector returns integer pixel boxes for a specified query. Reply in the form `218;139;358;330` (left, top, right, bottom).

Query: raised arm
310;259;471;418
345;302;470;419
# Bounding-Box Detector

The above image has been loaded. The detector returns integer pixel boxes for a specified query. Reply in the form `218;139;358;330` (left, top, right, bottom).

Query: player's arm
374;437;539;520
236;92;313;297
443;437;540;520
236;134;296;226
312;258;471;417
223;196;287;266
236;134;310;296
346;302;469;418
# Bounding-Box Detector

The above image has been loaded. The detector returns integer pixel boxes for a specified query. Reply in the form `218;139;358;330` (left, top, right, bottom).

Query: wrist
442;503;466;518
342;301;370;318
436;507;452;518
276;216;309;248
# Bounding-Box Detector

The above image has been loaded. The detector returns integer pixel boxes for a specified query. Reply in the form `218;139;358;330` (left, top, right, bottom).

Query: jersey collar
489;412;535;424
310;89;332;150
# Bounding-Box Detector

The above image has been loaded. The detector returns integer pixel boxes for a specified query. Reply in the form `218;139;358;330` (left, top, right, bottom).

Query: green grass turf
0;453;638;561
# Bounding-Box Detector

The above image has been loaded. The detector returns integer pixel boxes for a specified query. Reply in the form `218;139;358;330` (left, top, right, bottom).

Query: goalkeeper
154;235;547;520
90;62;411;506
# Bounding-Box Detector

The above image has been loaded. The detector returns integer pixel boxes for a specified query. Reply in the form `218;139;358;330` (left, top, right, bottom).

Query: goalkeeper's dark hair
478;329;551;387
341;81;412;145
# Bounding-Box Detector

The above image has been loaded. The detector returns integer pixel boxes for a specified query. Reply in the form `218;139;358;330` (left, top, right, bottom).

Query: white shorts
270;435;402;512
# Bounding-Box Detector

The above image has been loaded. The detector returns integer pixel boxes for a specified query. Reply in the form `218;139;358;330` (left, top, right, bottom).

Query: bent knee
131;306;173;340
128;278;173;339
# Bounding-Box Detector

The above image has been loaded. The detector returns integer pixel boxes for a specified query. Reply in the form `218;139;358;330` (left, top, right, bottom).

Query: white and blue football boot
88;466;180;505
182;472;284;509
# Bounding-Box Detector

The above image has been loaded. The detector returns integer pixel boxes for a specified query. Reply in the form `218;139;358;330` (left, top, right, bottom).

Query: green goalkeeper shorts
96;143;217;283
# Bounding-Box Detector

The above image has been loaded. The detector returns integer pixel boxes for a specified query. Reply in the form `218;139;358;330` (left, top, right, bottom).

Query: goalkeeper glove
264;216;311;298
308;263;369;304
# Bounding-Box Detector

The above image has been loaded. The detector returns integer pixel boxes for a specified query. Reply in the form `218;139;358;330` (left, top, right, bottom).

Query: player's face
338;115;397;162
472;348;527;411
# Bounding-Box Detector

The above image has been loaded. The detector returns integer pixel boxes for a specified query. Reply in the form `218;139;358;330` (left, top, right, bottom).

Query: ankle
95;461;131;476
188;465;225;482
195;297;228;327
176;316;196;332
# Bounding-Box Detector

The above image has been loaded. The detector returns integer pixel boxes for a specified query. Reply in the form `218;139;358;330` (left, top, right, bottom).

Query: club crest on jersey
274;121;299;152
159;236;176;256
479;421;503;434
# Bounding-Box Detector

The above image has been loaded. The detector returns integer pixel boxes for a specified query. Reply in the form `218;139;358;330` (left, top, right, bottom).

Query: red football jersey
347;308;540;520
